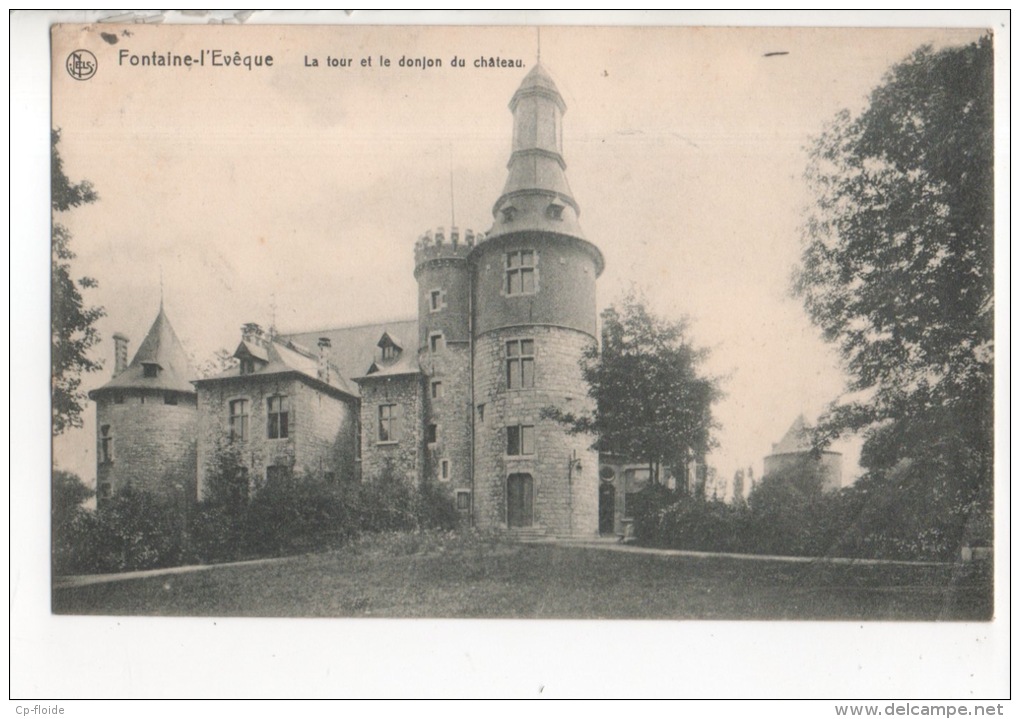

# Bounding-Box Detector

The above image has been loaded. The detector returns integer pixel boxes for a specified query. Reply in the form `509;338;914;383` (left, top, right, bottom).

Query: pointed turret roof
488;62;590;244
90;306;197;395
770;414;810;455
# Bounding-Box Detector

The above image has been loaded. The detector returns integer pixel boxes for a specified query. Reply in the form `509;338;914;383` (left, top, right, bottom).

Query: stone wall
472;325;598;536
196;375;357;498
95;390;198;506
763;450;843;492
357;373;424;484
471;232;600;338
420;342;473;496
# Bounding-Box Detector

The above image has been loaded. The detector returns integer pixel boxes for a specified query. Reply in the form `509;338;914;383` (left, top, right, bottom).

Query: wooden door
507;473;534;527
599;482;616;535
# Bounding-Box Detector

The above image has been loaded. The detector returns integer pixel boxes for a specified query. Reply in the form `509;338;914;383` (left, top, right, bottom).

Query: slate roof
281;318;419;387
194;334;357;399
90;306;196;396
770;414;811;455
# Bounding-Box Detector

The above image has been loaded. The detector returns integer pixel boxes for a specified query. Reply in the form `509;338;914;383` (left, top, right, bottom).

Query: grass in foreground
52;535;992;620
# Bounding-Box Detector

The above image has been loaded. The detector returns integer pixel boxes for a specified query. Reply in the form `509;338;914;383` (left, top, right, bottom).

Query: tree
195;348;240;379
52;129;104;435
51;470;97;574
731;469;745;507
795;37;994;552
546;291;722;488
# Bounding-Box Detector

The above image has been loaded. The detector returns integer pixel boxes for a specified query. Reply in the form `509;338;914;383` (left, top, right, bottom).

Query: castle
89;63;647;538
764;414;843;492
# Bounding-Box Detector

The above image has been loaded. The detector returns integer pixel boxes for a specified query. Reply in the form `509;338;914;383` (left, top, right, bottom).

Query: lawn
52;535;992;620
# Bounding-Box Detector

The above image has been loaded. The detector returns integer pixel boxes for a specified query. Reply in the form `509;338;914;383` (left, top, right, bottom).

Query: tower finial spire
537;26;541;63
159;266;164;310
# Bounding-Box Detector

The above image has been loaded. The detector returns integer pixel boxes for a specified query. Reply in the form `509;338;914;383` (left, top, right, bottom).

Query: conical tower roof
91;305;197;395
488;62;587;242
770;414;810;455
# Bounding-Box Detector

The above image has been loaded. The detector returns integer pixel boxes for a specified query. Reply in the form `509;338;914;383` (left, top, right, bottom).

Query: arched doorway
507;473;534;527
599;482;616;535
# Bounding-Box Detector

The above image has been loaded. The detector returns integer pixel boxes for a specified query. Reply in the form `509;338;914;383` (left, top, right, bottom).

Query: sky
47;21;987;490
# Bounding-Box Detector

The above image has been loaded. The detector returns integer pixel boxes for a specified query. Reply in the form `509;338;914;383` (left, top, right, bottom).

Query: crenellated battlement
413;226;483;269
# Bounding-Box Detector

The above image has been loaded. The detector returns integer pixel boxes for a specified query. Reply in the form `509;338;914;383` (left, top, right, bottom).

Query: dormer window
546;203;564;220
501;206;517;223
142;363;160;378
378;332;403;362
240;358;257;375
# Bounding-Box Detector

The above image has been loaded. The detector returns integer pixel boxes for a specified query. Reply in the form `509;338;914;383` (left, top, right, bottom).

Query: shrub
242;472;357;556
355;461;418;533
52;470;99;574
415;479;461;531
91;487;187;572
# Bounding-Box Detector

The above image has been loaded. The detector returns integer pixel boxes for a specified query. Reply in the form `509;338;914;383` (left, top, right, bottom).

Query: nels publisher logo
66;49;97;81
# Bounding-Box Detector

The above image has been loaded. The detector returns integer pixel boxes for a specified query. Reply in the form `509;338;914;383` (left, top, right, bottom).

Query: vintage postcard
16;13;1007;700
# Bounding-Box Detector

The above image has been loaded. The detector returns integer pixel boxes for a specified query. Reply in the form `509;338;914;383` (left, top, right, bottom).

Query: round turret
415;226;476;498
414;227;480;348
469;64;602;537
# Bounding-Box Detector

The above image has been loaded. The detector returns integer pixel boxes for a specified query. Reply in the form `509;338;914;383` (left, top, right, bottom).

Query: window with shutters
507;424;535;456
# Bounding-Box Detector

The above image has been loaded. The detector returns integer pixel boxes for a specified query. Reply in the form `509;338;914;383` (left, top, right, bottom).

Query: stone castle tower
412;64;603;536
88;304;198;506
414;226;479;498
764;414;843;492
471;63;603;536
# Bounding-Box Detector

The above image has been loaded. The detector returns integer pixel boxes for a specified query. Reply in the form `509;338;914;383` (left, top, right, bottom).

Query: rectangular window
143;363;159;378
99;424;113;463
229;399;249;442
267;395;290;439
164;392;178;405
506;250;536;295
240;358;256;375
456;490;471;510
431;380;443;399
440;459;451;482
507;424;535;456
429;332;443;353
426;423;438;445
381;344;397;361
477;403;485;423
378;403;399;443
430;289;443;312
506;339;535;389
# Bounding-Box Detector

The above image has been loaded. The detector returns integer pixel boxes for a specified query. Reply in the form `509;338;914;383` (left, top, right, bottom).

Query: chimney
241;322;264;346
317;337;332;383
112;333;129;377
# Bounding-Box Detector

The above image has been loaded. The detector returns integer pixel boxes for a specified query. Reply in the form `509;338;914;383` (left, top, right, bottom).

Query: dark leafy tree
51;470;98;574
795;37;994;552
52;129;104;435
546;291;722;488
